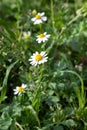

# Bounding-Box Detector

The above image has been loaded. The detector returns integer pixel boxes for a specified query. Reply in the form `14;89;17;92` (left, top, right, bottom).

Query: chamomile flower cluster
28;11;51;66
31;12;50;44
13;11;50;96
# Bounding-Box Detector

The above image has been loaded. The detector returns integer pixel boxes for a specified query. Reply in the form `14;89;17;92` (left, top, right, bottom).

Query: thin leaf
0;60;18;104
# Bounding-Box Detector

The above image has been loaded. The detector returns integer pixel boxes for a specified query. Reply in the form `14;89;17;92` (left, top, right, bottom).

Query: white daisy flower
23;31;31;39
13;84;27;95
31;12;47;24
36;32;50;43
29;51;48;66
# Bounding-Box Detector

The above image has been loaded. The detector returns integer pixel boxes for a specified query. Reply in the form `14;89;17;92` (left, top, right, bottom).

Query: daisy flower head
36;32;50;43
13;84;27;95
31;12;47;25
23;31;31;39
29;51;48;66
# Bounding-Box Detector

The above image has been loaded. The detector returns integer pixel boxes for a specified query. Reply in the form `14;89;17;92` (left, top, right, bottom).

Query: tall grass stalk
50;0;55;30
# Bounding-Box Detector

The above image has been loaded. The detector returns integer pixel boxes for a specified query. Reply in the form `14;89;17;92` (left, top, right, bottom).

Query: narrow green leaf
0;60;18;104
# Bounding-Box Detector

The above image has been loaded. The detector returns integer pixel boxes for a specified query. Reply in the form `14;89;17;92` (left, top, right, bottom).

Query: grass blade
0;60;18;104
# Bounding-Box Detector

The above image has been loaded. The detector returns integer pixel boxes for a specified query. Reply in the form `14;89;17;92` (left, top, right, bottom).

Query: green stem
32;65;44;107
39;24;42;32
51;0;55;30
15;122;24;130
24;105;41;127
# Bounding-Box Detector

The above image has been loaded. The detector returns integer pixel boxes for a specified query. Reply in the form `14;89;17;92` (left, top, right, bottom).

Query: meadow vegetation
0;0;87;130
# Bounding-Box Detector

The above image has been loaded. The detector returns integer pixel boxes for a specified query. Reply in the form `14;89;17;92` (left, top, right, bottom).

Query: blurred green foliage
0;0;87;130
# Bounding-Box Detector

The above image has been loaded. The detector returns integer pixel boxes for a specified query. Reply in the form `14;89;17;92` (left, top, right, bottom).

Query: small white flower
23;31;31;39
29;51;48;66
31;12;47;24
36;32;50;43
75;63;83;72
13;84;27;95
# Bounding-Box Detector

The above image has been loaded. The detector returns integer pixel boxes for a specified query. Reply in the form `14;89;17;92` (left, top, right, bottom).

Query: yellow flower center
35;14;41;19
24;34;29;39
18;87;24;92
39;34;45;38
35;54;42;61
